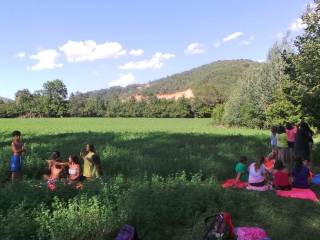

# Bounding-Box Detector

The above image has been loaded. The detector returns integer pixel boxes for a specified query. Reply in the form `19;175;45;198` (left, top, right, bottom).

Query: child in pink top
286;123;297;148
286;123;297;168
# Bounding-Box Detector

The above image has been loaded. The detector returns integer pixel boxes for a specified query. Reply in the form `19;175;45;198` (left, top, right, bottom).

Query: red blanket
222;179;247;189
276;188;319;202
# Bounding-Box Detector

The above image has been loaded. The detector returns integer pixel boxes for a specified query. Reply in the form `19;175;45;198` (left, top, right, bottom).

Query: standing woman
295;122;313;165
277;125;289;164
81;144;102;180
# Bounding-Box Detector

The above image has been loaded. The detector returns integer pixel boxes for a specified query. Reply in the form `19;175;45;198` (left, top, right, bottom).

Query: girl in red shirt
272;160;292;190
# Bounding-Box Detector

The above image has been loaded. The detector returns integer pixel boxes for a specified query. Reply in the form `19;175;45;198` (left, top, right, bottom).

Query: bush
211;104;225;125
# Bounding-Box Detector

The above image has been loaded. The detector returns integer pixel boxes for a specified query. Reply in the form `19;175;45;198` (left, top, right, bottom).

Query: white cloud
59;40;126;62
239;35;255;46
239;40;250;45
129;49;144;56
28;49;62;71
277;32;284;38
16;52;26;59
290;18;307;31
184;42;205;55
119;52;175;70
223;32;244;42
214;41;221;48
256;59;265;63
109;73;136;87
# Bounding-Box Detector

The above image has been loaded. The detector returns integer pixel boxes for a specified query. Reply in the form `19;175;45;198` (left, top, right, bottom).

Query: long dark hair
294;157;303;172
274;160;284;171
255;156;265;171
92;154;103;176
87;144;95;153
69;154;80;165
277;125;286;134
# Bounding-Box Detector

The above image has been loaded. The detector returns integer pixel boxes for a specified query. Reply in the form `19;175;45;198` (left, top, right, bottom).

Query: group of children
234;155;311;191
233;121;314;191
10;130;103;189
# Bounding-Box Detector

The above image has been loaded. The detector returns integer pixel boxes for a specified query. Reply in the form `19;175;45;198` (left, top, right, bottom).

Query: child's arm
54;162;69;167
234;173;241;184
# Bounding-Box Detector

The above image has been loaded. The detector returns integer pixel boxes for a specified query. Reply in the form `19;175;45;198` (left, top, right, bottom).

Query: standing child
270;126;278;151
277;126;288;164
10;130;26;182
286;123;297;167
234;156;248;185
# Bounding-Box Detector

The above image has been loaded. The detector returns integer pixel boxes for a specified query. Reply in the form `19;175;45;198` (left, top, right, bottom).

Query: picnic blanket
276;188;319;202
222;179;247;189
234;227;269;240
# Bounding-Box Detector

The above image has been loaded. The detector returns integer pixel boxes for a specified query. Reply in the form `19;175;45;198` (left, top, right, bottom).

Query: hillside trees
282;1;320;127
222;40;296;128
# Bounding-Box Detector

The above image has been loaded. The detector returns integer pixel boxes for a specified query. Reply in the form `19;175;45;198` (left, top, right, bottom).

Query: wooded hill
83;59;259;102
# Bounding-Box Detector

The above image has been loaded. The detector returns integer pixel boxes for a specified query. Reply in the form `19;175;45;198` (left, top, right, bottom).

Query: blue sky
0;0;312;99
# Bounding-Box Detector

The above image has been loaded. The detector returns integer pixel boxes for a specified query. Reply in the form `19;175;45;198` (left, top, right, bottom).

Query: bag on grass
203;212;234;240
115;224;139;240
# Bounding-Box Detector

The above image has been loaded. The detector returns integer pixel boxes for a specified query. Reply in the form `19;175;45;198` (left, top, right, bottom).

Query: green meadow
0;118;319;240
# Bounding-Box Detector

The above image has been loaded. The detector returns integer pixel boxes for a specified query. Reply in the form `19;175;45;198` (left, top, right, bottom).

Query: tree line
0;80;218;118
214;1;320;129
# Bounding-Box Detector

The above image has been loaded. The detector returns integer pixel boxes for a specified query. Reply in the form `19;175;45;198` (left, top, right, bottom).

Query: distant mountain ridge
77;59;260;101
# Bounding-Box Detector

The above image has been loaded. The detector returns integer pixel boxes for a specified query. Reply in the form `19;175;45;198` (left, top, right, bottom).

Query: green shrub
211;104;225;125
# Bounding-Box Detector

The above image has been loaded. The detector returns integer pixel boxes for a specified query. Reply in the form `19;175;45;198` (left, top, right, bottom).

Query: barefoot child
10;130;26;181
43;151;64;190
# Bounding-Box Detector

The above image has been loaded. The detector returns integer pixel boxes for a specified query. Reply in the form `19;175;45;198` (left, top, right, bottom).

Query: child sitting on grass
234;156;248;185
264;150;276;172
247;157;270;191
43;151;64;190
55;155;81;184
272;160;291;190
292;157;310;189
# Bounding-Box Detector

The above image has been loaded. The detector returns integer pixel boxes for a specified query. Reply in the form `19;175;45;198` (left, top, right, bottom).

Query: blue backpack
115;224;139;240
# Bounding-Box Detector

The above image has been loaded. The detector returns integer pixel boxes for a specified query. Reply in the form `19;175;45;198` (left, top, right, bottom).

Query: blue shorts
10;155;22;172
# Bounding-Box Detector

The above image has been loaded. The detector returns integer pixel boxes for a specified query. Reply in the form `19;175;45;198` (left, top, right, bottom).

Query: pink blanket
276;188;319;202
222;179;247;189
235;227;268;240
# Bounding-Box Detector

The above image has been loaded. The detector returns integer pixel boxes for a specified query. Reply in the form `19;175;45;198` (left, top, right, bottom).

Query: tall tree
289;1;320;126
42;79;68;117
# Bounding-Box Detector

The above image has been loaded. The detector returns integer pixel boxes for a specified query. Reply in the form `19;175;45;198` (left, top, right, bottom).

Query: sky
0;0;313;99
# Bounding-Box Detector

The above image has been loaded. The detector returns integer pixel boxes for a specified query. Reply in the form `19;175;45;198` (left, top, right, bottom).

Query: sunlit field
0;118;319;240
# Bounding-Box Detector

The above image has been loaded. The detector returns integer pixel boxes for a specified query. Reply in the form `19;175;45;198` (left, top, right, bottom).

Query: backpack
203;212;234;240
115;224;139;240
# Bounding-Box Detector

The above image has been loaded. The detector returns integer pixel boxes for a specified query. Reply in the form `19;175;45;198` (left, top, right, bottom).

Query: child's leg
11;172;18;182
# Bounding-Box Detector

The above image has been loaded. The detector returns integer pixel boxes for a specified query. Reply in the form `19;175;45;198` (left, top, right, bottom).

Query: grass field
0;118;319;240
